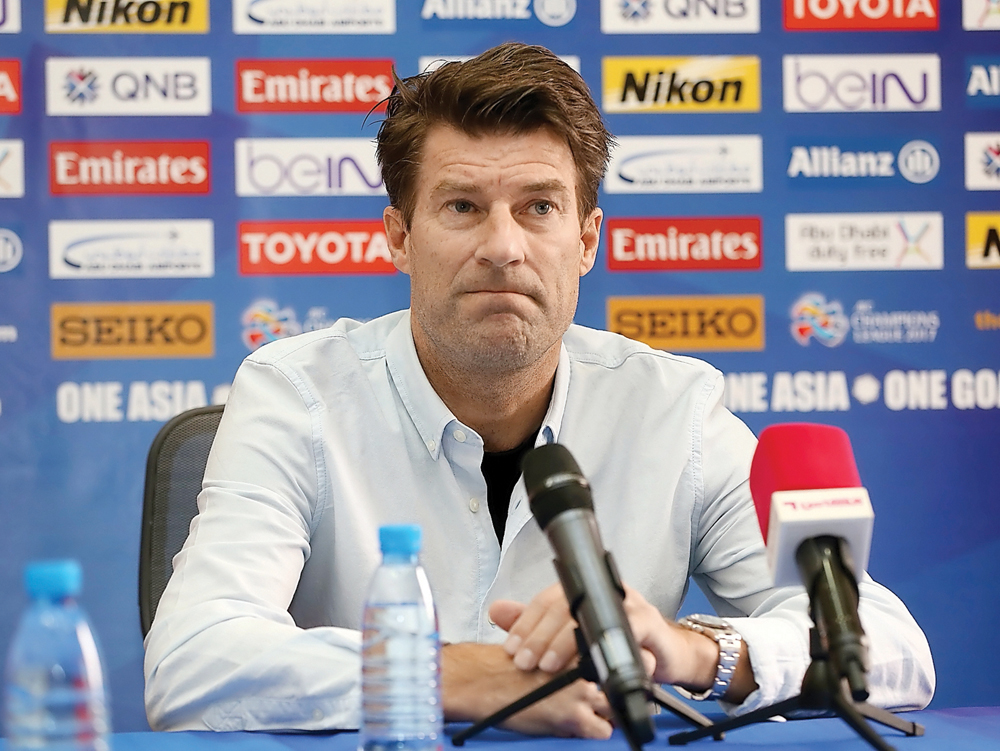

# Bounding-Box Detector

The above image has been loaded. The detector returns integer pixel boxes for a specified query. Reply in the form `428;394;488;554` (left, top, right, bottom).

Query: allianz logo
421;0;576;26
787;140;939;184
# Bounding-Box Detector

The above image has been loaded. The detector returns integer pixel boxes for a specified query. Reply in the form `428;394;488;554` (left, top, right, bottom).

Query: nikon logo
608;295;764;351
51;301;214;359
46;0;209;33
603;56;760;113
967;212;1000;269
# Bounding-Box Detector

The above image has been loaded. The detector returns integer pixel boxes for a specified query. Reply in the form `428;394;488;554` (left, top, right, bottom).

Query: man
144;43;934;737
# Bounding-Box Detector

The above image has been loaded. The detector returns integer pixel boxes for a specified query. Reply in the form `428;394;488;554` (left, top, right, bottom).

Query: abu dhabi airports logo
602;0;759;33
965;133;1000;190
421;0;576;26
233;0;396;34
605;135;763;194
790;293;850;347
964;0;1000;30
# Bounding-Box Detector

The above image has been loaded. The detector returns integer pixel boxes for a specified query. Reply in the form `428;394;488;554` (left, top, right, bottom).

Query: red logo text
50;141;210;194
239;220;396;275
783;0;938;30
236;59;393;113
607;217;761;271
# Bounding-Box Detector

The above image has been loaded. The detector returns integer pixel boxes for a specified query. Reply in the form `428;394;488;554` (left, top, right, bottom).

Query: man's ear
579;208;602;276
384;205;411;275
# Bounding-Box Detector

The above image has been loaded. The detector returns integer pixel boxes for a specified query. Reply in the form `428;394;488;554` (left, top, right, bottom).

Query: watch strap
674;615;743;701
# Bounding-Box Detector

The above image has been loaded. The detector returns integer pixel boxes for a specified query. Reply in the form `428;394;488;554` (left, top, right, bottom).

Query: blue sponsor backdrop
1;0;998;732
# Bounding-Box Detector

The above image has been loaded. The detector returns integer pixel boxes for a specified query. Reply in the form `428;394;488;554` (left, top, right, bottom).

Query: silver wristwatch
674;614;743;701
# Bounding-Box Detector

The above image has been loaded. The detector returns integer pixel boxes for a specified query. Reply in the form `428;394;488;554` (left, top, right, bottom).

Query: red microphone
749;423;873;700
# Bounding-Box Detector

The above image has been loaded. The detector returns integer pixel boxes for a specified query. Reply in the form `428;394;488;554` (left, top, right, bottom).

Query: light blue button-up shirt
144;311;934;731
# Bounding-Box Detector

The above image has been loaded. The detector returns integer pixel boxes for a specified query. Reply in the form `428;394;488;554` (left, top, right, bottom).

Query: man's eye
532;201;552;215
452;200;473;213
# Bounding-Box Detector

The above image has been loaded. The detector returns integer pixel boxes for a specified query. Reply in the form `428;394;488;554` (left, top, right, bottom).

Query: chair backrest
139;404;224;637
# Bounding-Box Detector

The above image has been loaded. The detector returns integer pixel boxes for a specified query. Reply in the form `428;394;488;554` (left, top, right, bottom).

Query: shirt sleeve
688;373;935;715
143;355;363;732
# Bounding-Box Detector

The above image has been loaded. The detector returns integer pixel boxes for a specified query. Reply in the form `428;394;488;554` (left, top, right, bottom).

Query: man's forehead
417;124;578;194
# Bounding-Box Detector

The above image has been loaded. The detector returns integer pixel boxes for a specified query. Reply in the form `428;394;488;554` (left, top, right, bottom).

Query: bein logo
235;138;384;197
784;54;941;113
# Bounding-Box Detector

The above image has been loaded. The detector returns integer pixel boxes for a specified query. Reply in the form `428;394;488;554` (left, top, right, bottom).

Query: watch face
685;614;729;630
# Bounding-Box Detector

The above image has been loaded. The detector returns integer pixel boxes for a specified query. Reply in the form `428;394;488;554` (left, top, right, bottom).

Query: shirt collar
384;310;573;460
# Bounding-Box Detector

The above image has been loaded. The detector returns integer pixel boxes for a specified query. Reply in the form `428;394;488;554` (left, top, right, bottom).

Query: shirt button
453;429;467;443
469;497;480;513
426;440;436;452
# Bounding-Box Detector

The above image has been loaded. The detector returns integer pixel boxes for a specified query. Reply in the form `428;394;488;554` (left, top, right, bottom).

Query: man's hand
441;643;614;738
489;583;758;702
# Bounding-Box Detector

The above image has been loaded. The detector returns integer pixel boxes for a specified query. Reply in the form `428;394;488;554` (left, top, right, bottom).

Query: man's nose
475;207;528;267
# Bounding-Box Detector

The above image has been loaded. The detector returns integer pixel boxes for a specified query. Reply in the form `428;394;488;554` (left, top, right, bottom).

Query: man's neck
411;327;559;453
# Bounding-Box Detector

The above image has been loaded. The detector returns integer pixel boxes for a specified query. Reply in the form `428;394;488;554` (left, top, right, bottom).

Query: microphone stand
451;629;722;749
667;626;924;750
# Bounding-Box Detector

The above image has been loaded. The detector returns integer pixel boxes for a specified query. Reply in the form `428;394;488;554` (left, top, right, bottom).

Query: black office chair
139;404;225;637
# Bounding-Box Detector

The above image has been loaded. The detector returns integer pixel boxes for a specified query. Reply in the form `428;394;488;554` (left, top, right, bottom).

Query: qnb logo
783;54;941;112
235;138;384;197
421;0;577;26
65;68;99;103
603;0;760;34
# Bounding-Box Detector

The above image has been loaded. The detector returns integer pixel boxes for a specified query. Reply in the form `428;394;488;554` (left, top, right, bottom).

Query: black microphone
522;443;654;747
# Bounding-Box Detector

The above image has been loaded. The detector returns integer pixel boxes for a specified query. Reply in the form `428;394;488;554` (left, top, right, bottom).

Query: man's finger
488;599;525;632
536;621;578;672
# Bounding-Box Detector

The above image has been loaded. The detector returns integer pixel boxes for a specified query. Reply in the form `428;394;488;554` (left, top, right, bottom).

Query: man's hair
376;42;613;227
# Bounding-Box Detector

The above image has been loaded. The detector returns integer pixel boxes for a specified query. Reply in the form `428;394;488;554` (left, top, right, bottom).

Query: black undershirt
481;430;539;545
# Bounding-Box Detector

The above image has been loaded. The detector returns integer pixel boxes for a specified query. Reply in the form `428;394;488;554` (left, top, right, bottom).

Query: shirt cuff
718;615;810;715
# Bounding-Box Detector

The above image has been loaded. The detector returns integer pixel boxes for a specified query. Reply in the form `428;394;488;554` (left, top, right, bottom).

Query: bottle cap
25;559;83;600
379;525;422;556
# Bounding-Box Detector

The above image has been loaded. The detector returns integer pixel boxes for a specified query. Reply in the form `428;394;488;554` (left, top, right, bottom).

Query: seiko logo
602;0;760;34
607;217;761;271
608;295;765;351
50;141;209;194
51;301;214;359
421;0;576;26
786;140;939;183
783;54;941;112
237;60;393;113
604;56;760;113
235;138;384;197
233;0;396;34
46;57;211;116
46;0;208;32
784;0;937;30
0;60;20;114
239;220;395;275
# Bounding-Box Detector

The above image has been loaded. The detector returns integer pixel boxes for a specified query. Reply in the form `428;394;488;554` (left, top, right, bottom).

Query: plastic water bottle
3;560;110;751
360;525;442;751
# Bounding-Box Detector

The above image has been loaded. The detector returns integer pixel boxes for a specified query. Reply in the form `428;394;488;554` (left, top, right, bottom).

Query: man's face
384;124;602;375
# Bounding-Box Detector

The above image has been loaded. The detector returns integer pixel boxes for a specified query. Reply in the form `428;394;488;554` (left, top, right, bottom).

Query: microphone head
750;423;861;540
522;443;593;530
